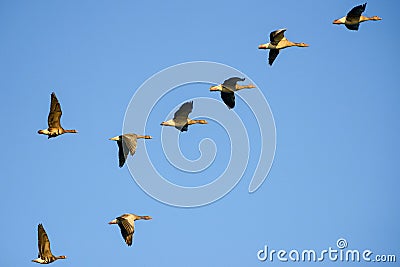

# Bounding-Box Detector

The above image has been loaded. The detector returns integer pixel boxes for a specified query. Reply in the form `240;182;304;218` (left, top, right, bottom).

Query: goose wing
171;101;193;131
222;77;245;92
117;215;135;246
345;23;360;31
122;134;138;156
220;91;235;109
347;3;366;20
180;124;189;132
270;29;286;45
48;92;62;129
174;101;193;121
115;134;138;167
268;49;280;65
117;139;128;168
173;101;193;130
37;224;54;261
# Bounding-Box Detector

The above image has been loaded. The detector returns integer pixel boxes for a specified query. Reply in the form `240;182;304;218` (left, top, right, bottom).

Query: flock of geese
31;3;381;264
258;3;381;65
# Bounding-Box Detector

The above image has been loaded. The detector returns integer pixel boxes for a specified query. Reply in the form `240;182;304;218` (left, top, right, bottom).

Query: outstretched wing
122;134;138;156
38;224;54;260
222;77;245;92
270;29;286;45
268;49;280;65
48;92;62;129
117;139;129;168
174;101;193;121
347;3;366;20
117;216;135;246
116;134;138;167
220;91;235;109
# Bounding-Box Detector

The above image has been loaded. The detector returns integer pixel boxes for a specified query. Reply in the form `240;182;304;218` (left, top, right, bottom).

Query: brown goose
333;3;381;31
258;29;309;65
160;101;207;132
210;77;255;109
109;213;152;246
32;224;66;264
109;133;152;167
38;92;77;138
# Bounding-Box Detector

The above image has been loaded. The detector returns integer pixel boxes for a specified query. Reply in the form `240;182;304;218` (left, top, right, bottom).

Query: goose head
297;42;309;47
109;136;121;141
38;129;50;135
332;18;345;24
370;16;382;21
160;119;177;126
209;85;222;91
258;43;271;49
108;219;118;224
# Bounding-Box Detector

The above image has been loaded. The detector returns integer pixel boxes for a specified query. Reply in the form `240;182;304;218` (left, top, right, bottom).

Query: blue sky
0;0;399;266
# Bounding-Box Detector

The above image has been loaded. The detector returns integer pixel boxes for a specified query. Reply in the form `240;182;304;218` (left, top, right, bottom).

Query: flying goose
109;133;152;168
32;224;66;264
160;101;207;132
258;29;309;65
333;3;381;31
109;213;152;246
38;92;77;138
210;77;256;109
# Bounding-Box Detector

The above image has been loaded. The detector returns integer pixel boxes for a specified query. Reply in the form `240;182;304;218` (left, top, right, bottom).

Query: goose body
333;3;381;31
160;101;207;132
258;28;309;65
32;224;66;264
38;92;77;138
109;213;152;246
210;77;255;109
109;133;152;167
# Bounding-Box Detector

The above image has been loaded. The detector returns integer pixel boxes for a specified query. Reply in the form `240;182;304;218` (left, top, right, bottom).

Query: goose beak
109;136;119;141
258;44;267;49
209;85;220;91
332;19;341;24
